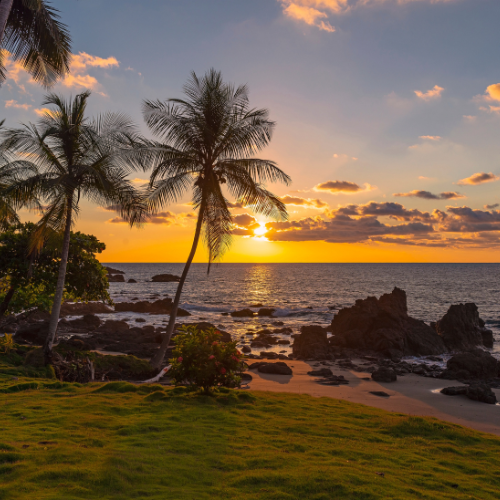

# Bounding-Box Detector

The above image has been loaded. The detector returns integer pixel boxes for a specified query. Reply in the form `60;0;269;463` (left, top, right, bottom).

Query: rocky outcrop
292;325;330;360
441;384;497;404
230;308;255;318
107;274;125;282
58;314;101;332
248;361;292;375
15;321;51;345
104;266;125;274
257;308;275;317
434;303;494;351
151;274;181;282
330;288;446;359
442;349;499;380
128;279;137;283
60;302;114;316
371;367;397;382
114;299;190;316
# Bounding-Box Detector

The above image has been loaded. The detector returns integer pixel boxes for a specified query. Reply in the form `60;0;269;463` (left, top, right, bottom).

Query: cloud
457;172;500;186
130;178;149;184
414;85;444;101
485;83;500;102
314;180;375;194
485;203;499;210
34;107;51;117
280;195;328;208
419;135;441;141
5;99;31;110
61;52;119;91
227;201;247;209
394;190;465;200
231;213;260;236
281;2;336;32
104;205;195;225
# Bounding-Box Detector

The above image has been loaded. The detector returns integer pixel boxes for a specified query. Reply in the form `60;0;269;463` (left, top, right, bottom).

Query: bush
168;326;245;393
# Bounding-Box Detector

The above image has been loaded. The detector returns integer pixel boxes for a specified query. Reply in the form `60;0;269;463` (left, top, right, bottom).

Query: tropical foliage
168;325;245;394
143;69;291;369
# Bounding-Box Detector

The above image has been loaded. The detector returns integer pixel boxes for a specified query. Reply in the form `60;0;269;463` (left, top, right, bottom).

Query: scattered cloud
419;135;441;141
485;83;500;102
104;205;195;226
314;180;375;194
227;201;247;209
394;190;465;200
280;195;328;208
332;153;358;161
231;213;260;236
5;99;31;110
418;176;432;180
414;85;444;101
485;203;499;210
457;172;500;186
130;178;149;184
62;52;119;91
281;2;336;32
463;115;476;122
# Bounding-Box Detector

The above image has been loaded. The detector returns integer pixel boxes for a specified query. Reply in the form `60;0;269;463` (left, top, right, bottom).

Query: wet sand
245;360;500;436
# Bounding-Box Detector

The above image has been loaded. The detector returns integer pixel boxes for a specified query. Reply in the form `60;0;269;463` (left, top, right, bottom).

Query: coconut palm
0;0;71;86
1;91;149;360
143;69;291;370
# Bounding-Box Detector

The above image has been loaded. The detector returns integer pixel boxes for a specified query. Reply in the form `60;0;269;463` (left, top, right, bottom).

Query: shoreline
245;359;500;436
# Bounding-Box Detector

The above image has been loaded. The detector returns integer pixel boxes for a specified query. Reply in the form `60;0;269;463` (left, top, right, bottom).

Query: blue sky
3;0;500;262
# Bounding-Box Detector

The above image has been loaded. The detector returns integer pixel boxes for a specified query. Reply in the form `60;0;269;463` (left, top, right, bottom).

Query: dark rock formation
443;349;499;380
128;279;137;283
241;346;251;353
104;266;125;274
466;384;497;404
330;288;446;359
257;362;292;375
307;368;333;377
441;386;467;396
257;308;275;317
434;303;494;351
292;325;330;360
60;302;114;316
230;308;255;318
317;374;349;385
371;367;397;382
108;274;125;282
15;321;50;345
151;274;181;282
65;314;101;331
114;298;190;316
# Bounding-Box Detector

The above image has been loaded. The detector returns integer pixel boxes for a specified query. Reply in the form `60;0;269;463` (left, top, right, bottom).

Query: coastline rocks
114;299;191;316
292;325;330;360
59;314;101;332
434;303;494;350
257;308;275;317
107;274;125;283
60;302;114;316
128;279;137;283
330;288;446;359
151;274;181;282
258;362;293;375
443;349;499;380
441;384;497;404
307;368;333;377
371;367;397;382
241;346;251;353
15;321;51;345
104;266;125;274
230;308;255;318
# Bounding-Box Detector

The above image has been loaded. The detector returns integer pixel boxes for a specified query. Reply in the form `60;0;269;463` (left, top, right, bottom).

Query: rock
307;368;333;377
370;391;391;398
57;337;96;351
151;274;181;282
317;375;349;385
330;288;446;358
434;303;493;351
178;322;231;342
241;346;251;353
292;325;330;360
257;308;275;317
15;322;50;345
104;266;125;274
127;279;137;283
445;349;499;380
135;318;146;323
260;351;279;359
272;321;284;326
96;320;130;334
466;384;497;404
60;302;114;316
114;299;191;317
108;274;125;282
65;314;101;331
257;362;293;375
240;373;253;382
371;367;397;382
277;339;290;345
230;308;255;318
441;386;467;396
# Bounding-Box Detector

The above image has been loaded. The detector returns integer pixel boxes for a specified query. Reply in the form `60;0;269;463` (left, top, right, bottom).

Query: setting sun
253;222;268;237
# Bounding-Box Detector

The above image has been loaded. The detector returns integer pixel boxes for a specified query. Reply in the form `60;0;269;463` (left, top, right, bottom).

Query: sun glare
253;222;267;237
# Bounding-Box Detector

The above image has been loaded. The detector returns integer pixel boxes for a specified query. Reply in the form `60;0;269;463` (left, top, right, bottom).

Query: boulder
114;299;191;317
441;386;467;396
445;349;499;380
65;314;101;331
15;321;50;345
128;279;137;283
96;320;130;334
330;288;446;359
60;302;114;316
307;368;333;377
230;308;255;318
434;303;494;351
241;346;251;353
257;308;275;317
466;384;497;404
371;367;397;382
104;266;125;275
108;274;125;282
257;362;293;375
151;274;181;282
292;325;330;360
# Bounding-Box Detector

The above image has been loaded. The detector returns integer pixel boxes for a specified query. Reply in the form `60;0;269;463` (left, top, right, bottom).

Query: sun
253;222;267;237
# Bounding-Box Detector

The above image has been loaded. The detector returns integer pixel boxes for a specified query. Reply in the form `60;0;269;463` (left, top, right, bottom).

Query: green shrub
168;326;245;394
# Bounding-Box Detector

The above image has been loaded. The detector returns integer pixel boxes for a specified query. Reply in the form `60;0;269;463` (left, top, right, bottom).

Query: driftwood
50;351;95;383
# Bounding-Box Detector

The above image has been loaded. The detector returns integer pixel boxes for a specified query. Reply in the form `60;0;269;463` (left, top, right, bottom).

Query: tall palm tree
1;91;149;361
143;69;291;370
0;0;71;86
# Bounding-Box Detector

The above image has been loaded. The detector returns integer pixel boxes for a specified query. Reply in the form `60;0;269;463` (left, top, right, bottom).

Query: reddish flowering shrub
168;326;245;393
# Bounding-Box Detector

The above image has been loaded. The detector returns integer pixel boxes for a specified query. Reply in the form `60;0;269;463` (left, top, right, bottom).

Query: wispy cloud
394;190;465;200
280;1;336;32
314;180;375;194
280;195;328;208
414;85;444;101
419;135;441;141
457;172;500;186
5;99;31;110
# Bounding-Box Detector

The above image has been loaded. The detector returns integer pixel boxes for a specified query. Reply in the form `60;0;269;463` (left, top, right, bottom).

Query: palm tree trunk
44;194;73;363
0;0;14;43
0;285;15;318
150;198;206;370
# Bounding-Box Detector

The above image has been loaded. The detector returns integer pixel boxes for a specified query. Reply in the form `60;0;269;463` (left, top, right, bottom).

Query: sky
3;0;500;263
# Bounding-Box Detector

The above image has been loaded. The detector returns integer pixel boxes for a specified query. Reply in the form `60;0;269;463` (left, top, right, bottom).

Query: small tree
168;326;245;394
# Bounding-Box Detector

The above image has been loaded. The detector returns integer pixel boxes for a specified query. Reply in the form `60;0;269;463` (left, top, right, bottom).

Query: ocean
103;263;500;359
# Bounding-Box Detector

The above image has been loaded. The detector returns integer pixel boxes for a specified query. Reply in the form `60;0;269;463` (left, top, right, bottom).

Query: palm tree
0;0;71;87
1;91;149;361
143;69;291;370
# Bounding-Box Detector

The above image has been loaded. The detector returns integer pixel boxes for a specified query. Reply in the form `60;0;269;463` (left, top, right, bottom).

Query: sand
245;360;500;436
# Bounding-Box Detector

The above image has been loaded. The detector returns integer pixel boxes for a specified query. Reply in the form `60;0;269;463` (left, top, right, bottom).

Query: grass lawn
1;375;499;500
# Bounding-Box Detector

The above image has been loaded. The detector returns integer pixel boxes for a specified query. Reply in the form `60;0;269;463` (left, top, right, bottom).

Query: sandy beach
246;359;500;436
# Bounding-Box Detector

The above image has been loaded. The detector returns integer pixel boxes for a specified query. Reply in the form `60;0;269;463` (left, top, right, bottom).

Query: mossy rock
24;348;45;368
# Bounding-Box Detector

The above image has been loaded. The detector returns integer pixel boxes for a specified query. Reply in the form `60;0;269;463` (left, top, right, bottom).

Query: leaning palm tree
0;0;71;86
1;91;149;361
143;69;291;370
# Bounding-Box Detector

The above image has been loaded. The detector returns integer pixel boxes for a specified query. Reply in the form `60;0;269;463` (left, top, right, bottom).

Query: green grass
0;377;499;499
